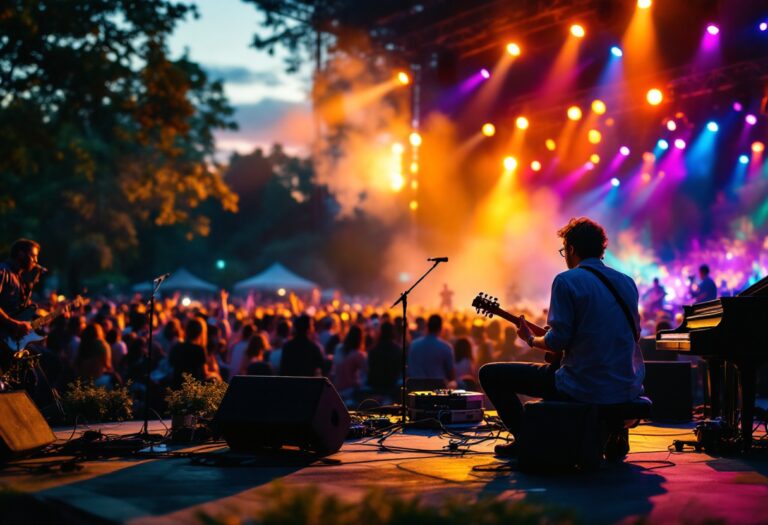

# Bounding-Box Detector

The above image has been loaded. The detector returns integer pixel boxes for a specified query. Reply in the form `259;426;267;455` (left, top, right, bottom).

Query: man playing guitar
478;218;645;457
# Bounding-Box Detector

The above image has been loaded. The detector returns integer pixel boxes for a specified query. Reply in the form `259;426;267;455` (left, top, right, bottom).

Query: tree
0;0;238;291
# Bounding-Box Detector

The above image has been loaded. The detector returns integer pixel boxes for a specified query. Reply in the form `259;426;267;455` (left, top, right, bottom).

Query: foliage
0;0;238;292
197;482;580;525
62;379;133;423
164;373;227;418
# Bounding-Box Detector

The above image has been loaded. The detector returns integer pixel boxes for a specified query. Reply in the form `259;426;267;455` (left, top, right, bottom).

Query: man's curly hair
557;217;608;259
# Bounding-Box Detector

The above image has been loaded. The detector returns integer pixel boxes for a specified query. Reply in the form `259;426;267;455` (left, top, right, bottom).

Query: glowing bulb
181;297;191;307
591;99;606;115
733;102;743;112
409;200;419;211
506;42;521;56
641;173;652;183
746;114;757;125
637;0;652;9
611;177;621;187
590;153;600;164
390;174;405;192
409;131;422;146
480;68;491;79
515;116;529;130
503;156;518;171
567;105;582;121
619;146;630;156
545;139;556;151
570;24;585;38
530;160;542;171
739;154;750;165
657;139;669;150
277;288;287;296
666;120;677;131
706;121;719;132
397;71;410;85
610;46;623;57
481;123;496;137
674;138;687;150
753;141;765;153
392;143;404;155
588;129;602;144
760;22;768;32
643;152;656;163
410;162;418;174
706;24;720;36
646;88;663;106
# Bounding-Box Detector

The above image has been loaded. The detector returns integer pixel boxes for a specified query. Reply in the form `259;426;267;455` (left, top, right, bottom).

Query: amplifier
407;389;484;411
408;408;484;425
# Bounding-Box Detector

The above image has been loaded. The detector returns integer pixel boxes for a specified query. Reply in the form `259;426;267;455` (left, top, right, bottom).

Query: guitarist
479;218;645;457
0;239;42;371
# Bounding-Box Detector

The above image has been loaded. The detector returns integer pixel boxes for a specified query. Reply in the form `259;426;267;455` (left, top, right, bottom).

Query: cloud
204;65;283;87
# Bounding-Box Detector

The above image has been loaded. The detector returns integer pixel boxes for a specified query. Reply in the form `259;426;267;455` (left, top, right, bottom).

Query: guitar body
3;331;47;353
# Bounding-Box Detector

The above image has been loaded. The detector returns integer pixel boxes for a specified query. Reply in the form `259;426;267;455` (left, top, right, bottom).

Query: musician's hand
517;315;532;342
12;320;32;338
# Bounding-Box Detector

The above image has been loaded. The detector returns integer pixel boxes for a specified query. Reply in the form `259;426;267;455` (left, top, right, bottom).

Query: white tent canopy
132;268;218;293
234;263;318;293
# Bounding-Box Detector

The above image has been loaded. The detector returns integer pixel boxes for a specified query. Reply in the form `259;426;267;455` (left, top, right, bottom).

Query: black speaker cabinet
214;376;351;455
0;391;56;460
643;361;693;421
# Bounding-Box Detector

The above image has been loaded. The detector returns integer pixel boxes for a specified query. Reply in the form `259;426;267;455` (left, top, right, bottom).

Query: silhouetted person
280;314;324;376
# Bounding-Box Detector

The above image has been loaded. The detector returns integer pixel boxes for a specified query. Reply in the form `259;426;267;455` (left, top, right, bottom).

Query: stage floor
1;419;768;524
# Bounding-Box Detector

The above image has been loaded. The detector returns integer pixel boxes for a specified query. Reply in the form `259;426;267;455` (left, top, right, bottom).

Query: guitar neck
30;303;70;331
493;308;548;337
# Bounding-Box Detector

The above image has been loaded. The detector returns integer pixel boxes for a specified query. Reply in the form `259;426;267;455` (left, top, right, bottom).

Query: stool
517;396;652;472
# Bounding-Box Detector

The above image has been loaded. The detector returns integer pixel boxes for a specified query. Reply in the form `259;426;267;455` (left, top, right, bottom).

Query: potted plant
164;374;228;439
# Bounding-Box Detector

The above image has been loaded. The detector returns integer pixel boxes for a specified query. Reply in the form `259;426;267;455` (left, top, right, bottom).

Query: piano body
656;275;768;450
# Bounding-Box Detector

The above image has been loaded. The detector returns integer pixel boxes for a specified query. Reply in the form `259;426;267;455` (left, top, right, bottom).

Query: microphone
153;272;171;284
427;257;448;263
35;264;49;274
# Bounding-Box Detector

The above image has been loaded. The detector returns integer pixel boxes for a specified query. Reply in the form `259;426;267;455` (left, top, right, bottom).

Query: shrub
164;374;227;418
62;379;133;423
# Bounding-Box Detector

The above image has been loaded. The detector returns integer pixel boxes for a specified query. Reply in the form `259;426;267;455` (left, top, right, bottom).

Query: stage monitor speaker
0;391;56;460
214;376;351;456
643;361;693;421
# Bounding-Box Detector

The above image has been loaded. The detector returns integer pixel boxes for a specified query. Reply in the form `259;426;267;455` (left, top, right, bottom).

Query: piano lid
738;274;768;297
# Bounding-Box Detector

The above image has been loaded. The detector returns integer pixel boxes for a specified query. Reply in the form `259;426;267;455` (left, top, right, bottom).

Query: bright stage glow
409;200;418;211
397;71;410;85
531;160;542;171
761;22;768;32
610;46;623;57
503;156;518;171
588;129;602;144
506;42;521;56
585;161;595;170
392;143;404;155
567;105;582;121
666;120;677;131
706;121;719;132
570;24;585;38
646;88;663;106
482;123;496;137
643;152;656;163
620;146;631;156
410;162;419;174
753;141;765;153
545;139;556;151
637;0;652;9
706;24;720;36
611;177;621;187
739;154;750;164
409;132;422;146
390;173;405;192
181;297;191;307
674;138;687;150
590;153;600;164
480;68;491;79
591;99;607;114
733;102;743;112
641;173;652;183
657;139;669;150
516;116;529;130
746;114;757;125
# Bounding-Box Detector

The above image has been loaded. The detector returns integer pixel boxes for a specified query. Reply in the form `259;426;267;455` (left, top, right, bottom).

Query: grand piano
656;275;768;450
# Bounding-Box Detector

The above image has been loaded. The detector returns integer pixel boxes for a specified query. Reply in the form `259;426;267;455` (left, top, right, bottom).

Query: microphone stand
140;274;169;440
390;259;445;427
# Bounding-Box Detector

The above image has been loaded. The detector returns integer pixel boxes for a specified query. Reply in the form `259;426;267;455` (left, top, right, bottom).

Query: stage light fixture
585;161;595;170
590;153;600;164
739;154;750;164
760;22;767;32
591;99;607;114
567;105;582;121
620;146;630;156
390;174;405;192
657;139;669;150
409;132;422;146
570;24;585;38
545;139;557;151
397;71;410;85
706;121;719;132
410;162;419;174
506;42;521;56
482;123;496;137
611;177;621;187
646;88;663;106
637;0;651;9
588;129;602;144
277;288;287;297
516;116;529;130
746;114;757;125
674;138;687;150
531;160;542;172
753;141;765;153
409;200;419;211
666;120;677;131
643;152;656;163
480;68;491;79
503;156;518;171
733;102;743;112
641;173;652;183
610;46;623;57
706;24;720;36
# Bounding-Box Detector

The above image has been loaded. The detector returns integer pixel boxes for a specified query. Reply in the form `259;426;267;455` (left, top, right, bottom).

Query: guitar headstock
472;292;500;318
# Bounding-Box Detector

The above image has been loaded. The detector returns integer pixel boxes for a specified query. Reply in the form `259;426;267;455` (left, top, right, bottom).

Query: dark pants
479;362;572;437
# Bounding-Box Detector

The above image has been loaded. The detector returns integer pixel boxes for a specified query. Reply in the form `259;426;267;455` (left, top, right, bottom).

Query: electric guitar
471;292;562;365
2;295;88;353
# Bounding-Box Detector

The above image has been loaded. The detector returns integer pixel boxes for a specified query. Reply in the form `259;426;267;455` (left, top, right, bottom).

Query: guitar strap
578;265;640;342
